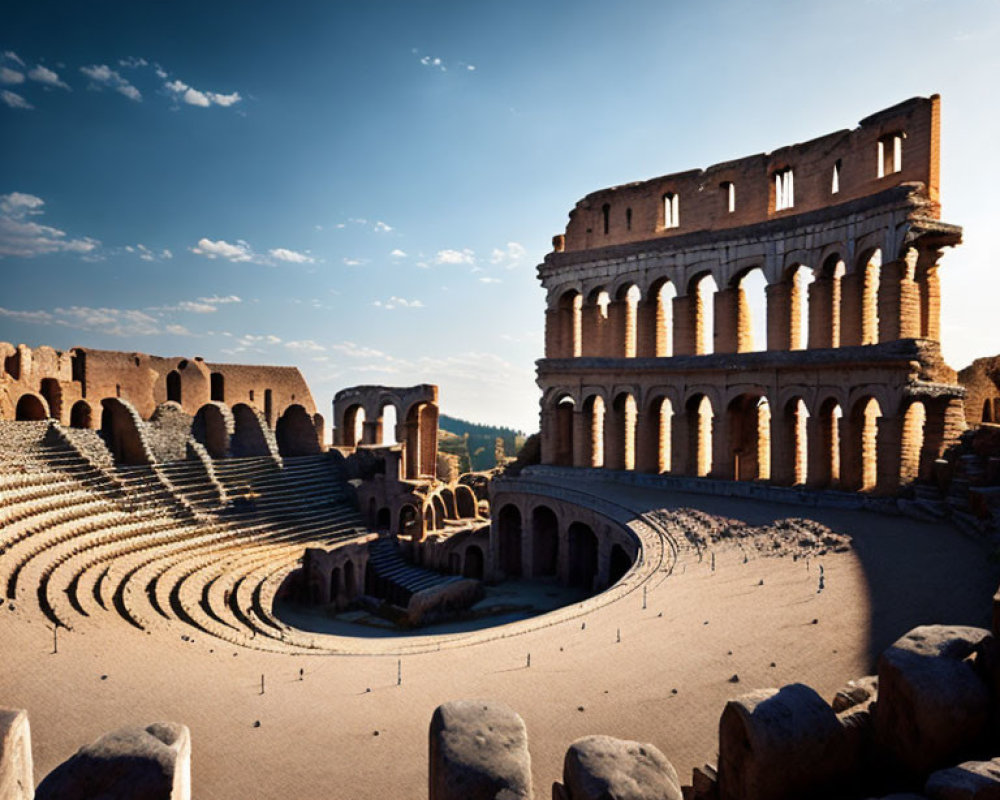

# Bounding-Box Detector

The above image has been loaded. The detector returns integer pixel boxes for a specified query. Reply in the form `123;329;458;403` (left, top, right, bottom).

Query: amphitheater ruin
2;94;1000;799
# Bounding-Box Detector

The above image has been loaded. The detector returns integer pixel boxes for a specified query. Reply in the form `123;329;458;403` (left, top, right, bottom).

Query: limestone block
717;683;852;800
925;758;1000;799
0;708;33;800
558;735;681;800
875;626;991;777
831;675;878;712
429;700;531;800
35;722;190;800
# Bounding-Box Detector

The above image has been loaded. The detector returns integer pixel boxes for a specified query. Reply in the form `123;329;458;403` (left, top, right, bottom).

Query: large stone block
35;722;190;800
0;708;33;800
717;683;852;800
926;758;1000;800
429;700;531;800
557;735;681;800
874;626;991;778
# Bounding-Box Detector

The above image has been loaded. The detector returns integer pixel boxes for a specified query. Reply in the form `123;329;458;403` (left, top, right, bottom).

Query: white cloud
176;301;217;314
390;249;407;258
0;192;99;257
28;65;69;90
165;78;241;109
373;296;424;310
373;220;393;233
198;294;241;305
479;277;502;284
285;339;326;352
414;51;477;73
0;304;185;337
435;248;475;265
343;257;366;266
269;247;315;264
490;241;527;267
80;64;141;101
1;90;32;110
127;243;173;262
118;57;148;69
0;67;24;85
2;52;25;67
191;238;254;262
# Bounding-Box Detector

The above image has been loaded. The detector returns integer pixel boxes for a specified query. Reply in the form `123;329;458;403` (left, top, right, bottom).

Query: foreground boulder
875;626;991;778
0;707;33;800
925;758;1000;799
35;722;190;800
832;676;878;713
429;700;531;800
556;735;681;800
718;683;852;800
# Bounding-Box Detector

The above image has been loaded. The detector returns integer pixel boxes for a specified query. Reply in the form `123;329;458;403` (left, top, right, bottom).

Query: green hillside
438;414;528;472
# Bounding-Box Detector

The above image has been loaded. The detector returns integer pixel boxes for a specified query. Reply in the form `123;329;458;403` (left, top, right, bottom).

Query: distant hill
438;414;528;472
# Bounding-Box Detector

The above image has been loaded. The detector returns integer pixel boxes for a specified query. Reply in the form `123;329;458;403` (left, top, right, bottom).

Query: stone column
635;297;660;357
917;248;942;341
606;299;628;358
539;408;557;465
808;277;835;349
581;303;604;357
714;288;740;354
671;410;690;476
634;409;658;473
521;511;534;580
361;420;380;445
875;414;904;495
736;286;753;352
673;294;699;356
572;409;590;468
712;409;734;480
879;250;920;342
604;403;624;471
544;308;561;358
839;271;863;347
807;412;833;489
769;408;795;486
919;397;966;479
766;282;793;351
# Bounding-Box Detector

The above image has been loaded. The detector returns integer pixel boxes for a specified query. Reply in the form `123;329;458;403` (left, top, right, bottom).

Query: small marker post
397;658;401;686
642;586;647;609
616;628;621;644
260;674;265;695
526;652;531;668
52;624;58;654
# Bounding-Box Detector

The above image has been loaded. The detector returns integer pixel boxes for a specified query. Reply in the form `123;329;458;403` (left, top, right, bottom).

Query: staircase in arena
366;535;468;608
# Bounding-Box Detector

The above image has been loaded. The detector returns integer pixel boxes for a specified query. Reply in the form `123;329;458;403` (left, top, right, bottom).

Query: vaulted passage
276;404;320;456
15;394;46;421
531;506;559;578
497;504;523;577
567;522;598;591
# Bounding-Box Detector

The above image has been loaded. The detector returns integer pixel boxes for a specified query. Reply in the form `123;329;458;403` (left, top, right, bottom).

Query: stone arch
552;394;575;467
275;404;321;456
810;396;843;489
531;505;559;577
440;487;457;519
193;403;232;458
432;493;447;530
605;391;637;470
581;394;606;468
376;507;391;530
808;252;845;349
231;403;272;458
398;503;420;536
497;504;523;578
455;485;477;518
555;289;582;358
341;404;365;448
378;401;399;445
683;392;714;477
69;399;94;429
39;378;62;422
100;398;149;465
608;543;632;585
404;400;438;479
15;393;47;421
640;277;676;357
166;370;182;404
843;396;882;492
725;393;771;481
567;522;598;591
609;282;641;357
775;396;809;486
643;395;673;473
581;286;611;357
681;271;717;355
850;247;882;346
463;545;484;579
778;262;814;351
900;400;927;487
730;266;767;353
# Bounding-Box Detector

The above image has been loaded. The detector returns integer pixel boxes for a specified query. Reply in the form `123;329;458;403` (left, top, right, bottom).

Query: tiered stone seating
367;536;467;607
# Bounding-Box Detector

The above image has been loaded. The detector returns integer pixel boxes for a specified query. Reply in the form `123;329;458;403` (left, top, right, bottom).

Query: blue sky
1;1;998;433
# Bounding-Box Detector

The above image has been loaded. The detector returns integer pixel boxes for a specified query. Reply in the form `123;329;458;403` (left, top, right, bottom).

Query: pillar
769;406;795;486
361;419;380;445
671;410;691;476
766;282;794;351
635;297;660;357
540;408;557;465
606;299;628;358
808;278;836;349
839;271;863;347
736;286;753;352
875;414;905;495
544;308;561;357
712;409;735;480
714;288;740;354
572;409;590;468
879;250;920;342
581;303;606;357
673;294;699;356
604;403;624;470
917;248;942;341
634;409;659;473
806;412;834;489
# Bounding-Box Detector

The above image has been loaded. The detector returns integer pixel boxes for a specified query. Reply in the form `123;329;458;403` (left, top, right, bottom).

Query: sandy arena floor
1;481;996;799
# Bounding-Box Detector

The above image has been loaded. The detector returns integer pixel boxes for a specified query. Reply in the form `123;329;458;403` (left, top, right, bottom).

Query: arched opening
497;504;523;577
606;392;637;470
342;405;365;448
193;403;230;458
642;278;676;357
734;267;767;352
276;404;320;456
857;249;881;346
812;398;843;489
846;397;882;492
608;544;632;585
398;504;419;536
778;397;809;486
567;522;598;591
531;506;559;577
582;395;605;468
344;560;357;598
463;545;484;580
900;401;926;486
455;486;476;518
557;290;582;358
69;400;93;429
210;372;225;402
582;288;610;357
40;378;62;421
231;403;270;457
691;273;717;355
782;264;814;351
727;394;771;481
432;493;447;530
553;395;575;466
376;507;391;530
166;370;182;404
378;403;398;445
100;398;148;465
685;394;714;477
809;254;845;349
649;396;673;473
404;401;438;479
264;389;273;426
610;284;641;357
15;394;47;421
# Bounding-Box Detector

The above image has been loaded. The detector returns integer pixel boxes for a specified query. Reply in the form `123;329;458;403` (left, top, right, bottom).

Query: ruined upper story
555;95;942;255
0;342;317;426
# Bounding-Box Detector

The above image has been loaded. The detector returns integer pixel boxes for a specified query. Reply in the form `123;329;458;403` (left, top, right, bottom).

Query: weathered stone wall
959;356;1000;426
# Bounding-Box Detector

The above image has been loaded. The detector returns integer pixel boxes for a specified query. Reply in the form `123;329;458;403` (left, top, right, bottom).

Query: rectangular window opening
832;159;841;194
663;193;679;229
774;168;794;211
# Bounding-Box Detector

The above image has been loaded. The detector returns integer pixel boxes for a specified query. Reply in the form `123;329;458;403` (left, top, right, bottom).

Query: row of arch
340;401;439;480
544;386;963;495
368;482;479;540
545;243;940;360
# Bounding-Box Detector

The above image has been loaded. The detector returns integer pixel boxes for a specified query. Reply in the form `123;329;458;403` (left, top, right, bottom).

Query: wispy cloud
373;296;424;310
0;67;24;85
390;249;407;258
2;52;25;67
479;276;502;284
191;237;254;262
0;304;189;337
123;243;172;262
413;49;477;73
164;78;241;108
198;294;242;305
0;191;98;257
28;65;70;90
1;90;32;110
435;248;475;265
80;64;141;101
490;241;527;268
269;247;315;264
118;57;148;69
343;257;367;267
